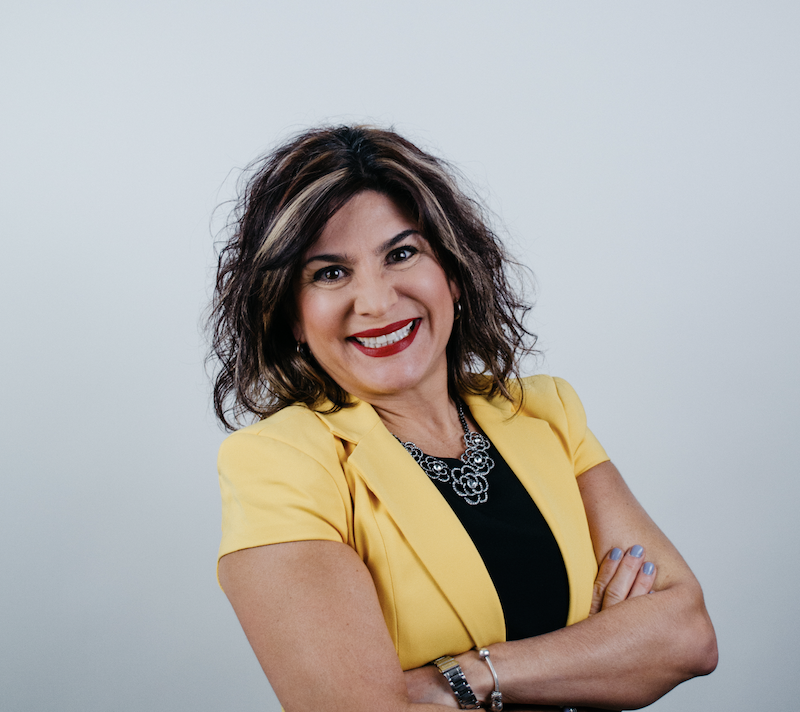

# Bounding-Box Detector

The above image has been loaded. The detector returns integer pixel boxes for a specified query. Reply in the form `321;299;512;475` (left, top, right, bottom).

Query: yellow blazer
218;375;608;669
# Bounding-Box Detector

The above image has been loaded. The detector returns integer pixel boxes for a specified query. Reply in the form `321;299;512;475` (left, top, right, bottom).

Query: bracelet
477;648;503;711
432;655;481;709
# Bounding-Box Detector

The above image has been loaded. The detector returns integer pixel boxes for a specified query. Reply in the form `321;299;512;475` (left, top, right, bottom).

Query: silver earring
454;301;462;320
296;341;305;354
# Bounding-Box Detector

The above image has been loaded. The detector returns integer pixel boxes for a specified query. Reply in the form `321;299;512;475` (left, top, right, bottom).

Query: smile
349;318;420;357
353;320;415;348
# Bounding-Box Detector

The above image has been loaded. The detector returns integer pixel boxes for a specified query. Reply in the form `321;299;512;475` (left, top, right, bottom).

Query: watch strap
433;655;481;709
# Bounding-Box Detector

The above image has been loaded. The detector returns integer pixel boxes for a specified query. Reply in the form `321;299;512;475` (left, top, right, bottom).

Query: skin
404;460;717;710
220;191;718;710
292;190;463;456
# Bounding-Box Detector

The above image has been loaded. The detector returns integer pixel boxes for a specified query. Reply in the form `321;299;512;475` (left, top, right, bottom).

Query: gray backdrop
2;1;798;710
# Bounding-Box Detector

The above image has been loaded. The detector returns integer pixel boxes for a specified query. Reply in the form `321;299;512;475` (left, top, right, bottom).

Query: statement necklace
395;402;495;505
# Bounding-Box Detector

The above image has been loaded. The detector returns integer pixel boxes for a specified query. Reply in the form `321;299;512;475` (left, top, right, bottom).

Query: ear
449;279;461;304
288;296;305;343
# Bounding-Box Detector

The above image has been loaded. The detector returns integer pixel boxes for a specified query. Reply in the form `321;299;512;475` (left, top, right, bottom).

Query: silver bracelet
477;648;503;711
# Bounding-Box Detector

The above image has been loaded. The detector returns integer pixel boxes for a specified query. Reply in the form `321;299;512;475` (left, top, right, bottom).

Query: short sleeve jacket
217;375;609;670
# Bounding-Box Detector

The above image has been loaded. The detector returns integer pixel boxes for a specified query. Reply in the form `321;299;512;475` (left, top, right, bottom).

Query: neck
370;388;468;459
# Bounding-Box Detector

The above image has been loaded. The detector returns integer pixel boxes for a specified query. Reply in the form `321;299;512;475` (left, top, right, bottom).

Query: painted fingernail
631;545;644;558
610;547;623;561
643;562;655;576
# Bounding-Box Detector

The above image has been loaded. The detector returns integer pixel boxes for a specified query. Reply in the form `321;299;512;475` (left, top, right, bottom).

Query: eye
313;265;346;283
387;246;418;263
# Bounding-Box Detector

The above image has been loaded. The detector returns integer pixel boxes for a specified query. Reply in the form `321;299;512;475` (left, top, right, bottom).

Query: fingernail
630;545;644;558
643;562;655;576
609;547;623;561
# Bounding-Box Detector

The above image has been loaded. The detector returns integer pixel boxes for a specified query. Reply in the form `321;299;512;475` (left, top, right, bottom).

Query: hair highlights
208;125;536;430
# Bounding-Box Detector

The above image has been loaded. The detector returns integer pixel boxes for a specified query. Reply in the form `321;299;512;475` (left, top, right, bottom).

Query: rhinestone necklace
395;402;495;505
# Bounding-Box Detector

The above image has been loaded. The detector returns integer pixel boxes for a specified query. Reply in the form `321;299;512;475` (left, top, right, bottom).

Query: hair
208;125;537;430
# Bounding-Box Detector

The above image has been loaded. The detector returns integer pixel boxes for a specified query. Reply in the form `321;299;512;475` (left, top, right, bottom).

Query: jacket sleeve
551;376;609;476
217;428;351;567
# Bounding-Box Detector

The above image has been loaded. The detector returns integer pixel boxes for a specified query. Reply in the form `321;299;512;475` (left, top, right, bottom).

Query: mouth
349;318;420;357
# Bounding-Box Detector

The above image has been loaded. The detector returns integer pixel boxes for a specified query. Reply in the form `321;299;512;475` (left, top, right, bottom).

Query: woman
209;125;717;711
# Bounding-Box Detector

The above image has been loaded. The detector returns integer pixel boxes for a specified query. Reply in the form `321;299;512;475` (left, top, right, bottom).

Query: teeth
355;321;414;349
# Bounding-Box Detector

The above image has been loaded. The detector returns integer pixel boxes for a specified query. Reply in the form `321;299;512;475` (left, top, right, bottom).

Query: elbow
629;619;717;710
634;586;718;709
609;587;719;710
676;589;719;680
689;614;718;677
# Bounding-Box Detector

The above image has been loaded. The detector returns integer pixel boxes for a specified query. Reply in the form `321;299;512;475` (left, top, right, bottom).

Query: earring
296;341;305;355
454;301;462;320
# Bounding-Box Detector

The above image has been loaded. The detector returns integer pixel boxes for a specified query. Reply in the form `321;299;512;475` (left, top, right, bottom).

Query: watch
432;655;481;709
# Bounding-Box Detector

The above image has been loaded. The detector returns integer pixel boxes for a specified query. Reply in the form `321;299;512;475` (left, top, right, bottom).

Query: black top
426;440;570;641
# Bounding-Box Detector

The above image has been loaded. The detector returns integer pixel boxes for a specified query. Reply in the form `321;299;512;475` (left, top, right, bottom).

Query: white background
2;2;798;710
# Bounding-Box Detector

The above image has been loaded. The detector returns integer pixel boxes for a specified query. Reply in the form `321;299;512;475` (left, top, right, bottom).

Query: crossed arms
218;460;717;711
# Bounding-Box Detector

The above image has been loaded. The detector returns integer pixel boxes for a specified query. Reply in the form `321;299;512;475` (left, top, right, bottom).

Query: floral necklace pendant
395;402;495;505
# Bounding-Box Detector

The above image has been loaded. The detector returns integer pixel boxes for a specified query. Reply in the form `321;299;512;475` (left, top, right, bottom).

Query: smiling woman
208;126;717;712
209;126;532;428
293;191;459;405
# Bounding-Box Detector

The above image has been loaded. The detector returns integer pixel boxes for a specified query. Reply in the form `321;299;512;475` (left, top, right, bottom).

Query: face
293;190;460;405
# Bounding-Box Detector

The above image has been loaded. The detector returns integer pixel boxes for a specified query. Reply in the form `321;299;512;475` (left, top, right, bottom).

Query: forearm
458;583;717;710
503;708;615;712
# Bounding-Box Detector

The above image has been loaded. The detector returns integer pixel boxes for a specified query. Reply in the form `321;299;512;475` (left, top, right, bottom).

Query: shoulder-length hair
208;125;536;430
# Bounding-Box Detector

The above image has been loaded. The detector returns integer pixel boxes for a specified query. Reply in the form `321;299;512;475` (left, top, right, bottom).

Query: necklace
395;402;495;505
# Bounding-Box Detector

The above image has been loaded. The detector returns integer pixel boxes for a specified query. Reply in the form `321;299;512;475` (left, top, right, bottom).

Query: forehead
311;190;415;252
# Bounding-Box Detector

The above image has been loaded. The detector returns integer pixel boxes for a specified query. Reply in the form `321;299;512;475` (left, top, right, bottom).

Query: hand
590;545;656;615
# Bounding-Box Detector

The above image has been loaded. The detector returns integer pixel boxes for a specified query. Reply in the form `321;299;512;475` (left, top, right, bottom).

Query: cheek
428;269;459;308
408;269;457;325
423;261;458;305
294;291;341;345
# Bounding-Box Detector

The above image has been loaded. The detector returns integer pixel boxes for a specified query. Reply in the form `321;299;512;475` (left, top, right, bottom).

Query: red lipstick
349;318;420;358
350;318;416;338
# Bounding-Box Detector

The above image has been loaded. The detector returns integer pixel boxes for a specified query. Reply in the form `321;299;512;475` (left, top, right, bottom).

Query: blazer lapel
319;400;506;646
464;393;597;625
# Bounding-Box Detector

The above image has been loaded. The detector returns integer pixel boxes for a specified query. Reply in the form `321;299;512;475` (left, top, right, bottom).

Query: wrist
455;649;496;706
405;664;460;707
433;654;481;709
456;648;579;712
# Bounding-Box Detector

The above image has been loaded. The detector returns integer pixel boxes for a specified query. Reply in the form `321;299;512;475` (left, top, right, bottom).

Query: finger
590;547;624;615
601;545;647;610
627;560;656;600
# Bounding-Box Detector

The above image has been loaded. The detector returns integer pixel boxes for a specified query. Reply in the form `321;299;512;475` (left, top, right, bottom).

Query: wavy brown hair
208;125;536;430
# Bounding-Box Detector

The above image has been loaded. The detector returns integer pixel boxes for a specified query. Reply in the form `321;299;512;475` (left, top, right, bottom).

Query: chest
338;417;598;668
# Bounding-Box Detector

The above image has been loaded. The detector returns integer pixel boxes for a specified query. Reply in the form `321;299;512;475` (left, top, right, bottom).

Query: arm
219;539;459;712
413;460;717;710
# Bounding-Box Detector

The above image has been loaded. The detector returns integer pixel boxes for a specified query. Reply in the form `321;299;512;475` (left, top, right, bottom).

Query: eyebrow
379;229;420;253
302;229;421;268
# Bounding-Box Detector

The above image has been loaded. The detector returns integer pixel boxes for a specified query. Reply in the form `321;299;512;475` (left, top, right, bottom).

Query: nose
353;272;398;317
